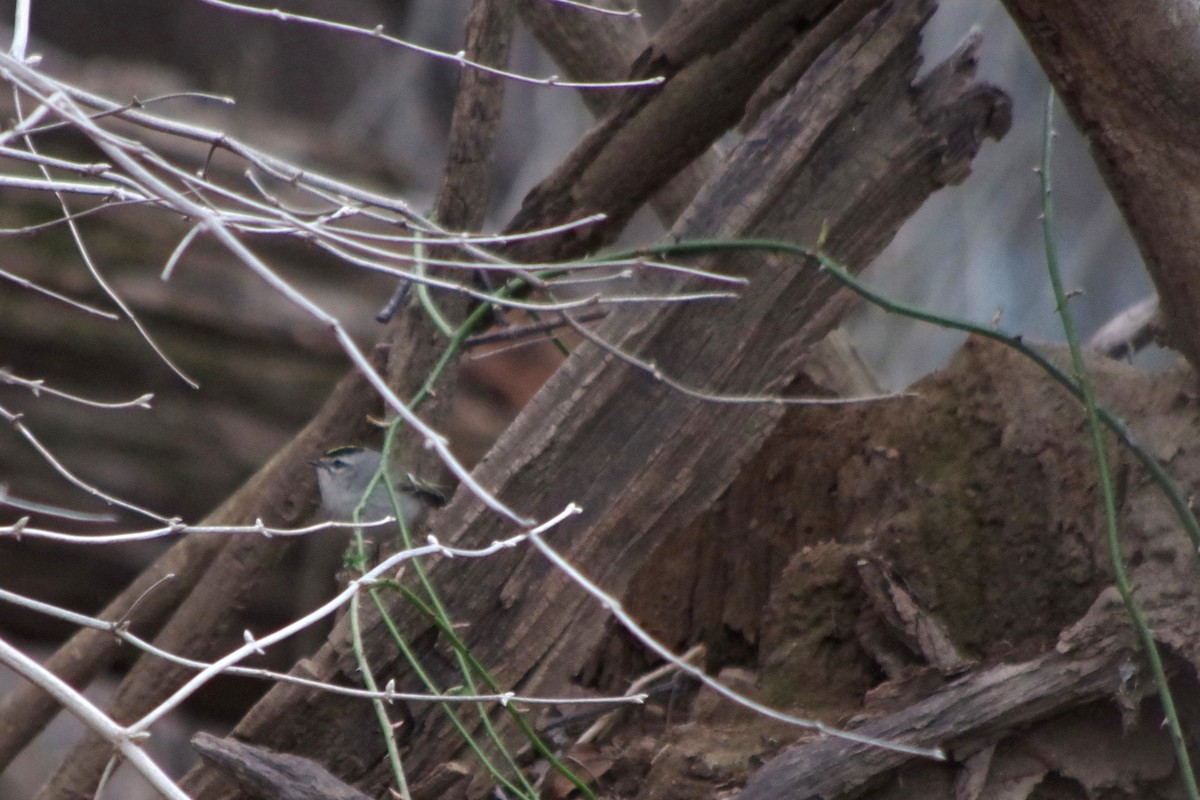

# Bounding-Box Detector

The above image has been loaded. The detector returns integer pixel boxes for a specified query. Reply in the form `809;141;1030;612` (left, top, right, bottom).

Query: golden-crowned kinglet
311;446;446;526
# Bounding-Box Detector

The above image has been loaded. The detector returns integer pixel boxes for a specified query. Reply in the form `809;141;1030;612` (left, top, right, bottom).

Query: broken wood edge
735;638;1143;800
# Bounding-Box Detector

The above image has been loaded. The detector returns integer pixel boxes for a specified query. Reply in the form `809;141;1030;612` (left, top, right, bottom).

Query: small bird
311;446;446;526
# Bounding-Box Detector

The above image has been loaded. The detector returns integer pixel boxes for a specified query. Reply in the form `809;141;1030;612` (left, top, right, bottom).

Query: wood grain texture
192;732;373;800
178;3;1011;798
1003;0;1200;372
501;0;881;261
735;639;1140;800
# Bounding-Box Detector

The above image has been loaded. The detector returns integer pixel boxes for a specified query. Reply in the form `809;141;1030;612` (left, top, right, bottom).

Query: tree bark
735;639;1147;800
1001;0;1200;373
501;0;884;261
180;3;1010;797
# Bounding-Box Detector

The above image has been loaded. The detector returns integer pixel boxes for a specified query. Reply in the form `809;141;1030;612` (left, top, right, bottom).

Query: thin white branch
0;267;119;318
10;95;200;388
0;368;154;410
331;213;608;247
160;222;205;280
194;0;662;90
0;94;56;143
9;90;236;141
0;516;398;544
526;524;947;761
0;197;153;236
0;486;115;523
131;506;577;733
560;310;918;407
547;0;642;18
23;73;420;221
0;635;190;800
0;402;171;522
0;143;112;173
0;61;632;303
63;138;735;294
95;756;120;800
295;229;748;286
20;70;579;277
9;0;30;61
0;579;644;708
313;237;738;310
0;172;144;199
0;66;531;529
542;269;634;287
0;584;108;630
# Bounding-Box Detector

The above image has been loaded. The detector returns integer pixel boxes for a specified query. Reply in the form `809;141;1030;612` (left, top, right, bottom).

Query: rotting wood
178;3;1011;797
734;638;1144;800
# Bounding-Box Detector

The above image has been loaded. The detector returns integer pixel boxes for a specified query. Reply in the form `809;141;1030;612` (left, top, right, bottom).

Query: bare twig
194;0;664;90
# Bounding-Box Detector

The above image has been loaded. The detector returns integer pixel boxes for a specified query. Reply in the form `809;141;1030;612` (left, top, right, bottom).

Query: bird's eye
331;458;348;469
